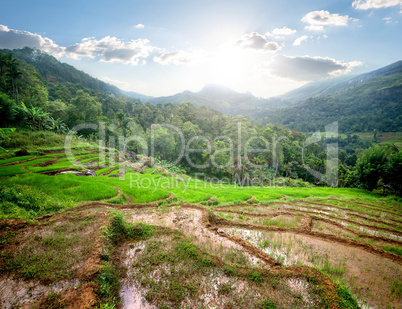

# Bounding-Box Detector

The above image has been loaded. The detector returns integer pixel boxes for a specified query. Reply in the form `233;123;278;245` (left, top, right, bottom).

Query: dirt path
154;191;174;204
21;166;33;174
206;195;215;204
245;195;255;203
102;187;122;202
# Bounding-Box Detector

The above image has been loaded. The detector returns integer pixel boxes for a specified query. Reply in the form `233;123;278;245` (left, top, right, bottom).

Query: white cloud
65;36;154;64
236;32;281;52
304;25;325;31
293;35;310;46
272;26;296;35
134;24;145;29
0;24;155;65
352;0;402;10
0;24;64;57
265;55;363;81
0;25;9;32
302;10;351;26
153;50;199;65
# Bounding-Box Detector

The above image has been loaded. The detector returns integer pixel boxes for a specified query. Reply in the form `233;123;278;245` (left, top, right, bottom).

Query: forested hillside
260;61;402;133
2;47;122;97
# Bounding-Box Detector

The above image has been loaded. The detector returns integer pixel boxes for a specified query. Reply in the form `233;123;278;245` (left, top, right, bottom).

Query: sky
0;0;401;98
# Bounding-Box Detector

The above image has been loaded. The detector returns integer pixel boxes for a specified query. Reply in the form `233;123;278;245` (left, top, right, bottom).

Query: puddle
0;276;81;308
120;284;155;309
223;227;402;309
122;207;267;268
120;241;155;309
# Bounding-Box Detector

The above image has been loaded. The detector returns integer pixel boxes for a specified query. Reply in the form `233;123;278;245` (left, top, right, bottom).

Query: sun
191;44;255;90
209;45;252;87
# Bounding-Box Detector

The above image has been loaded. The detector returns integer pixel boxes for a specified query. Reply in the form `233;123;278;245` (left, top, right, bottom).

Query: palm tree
19;102;49;131
52;118;68;134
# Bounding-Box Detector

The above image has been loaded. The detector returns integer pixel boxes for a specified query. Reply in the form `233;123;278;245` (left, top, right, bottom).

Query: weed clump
391;279;402;299
247;270;264;283
383;245;402;256
336;284;360;309
261;299;279;309
105;211;154;244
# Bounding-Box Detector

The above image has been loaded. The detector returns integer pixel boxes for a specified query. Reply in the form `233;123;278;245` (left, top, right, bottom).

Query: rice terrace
1;1;402;308
0;131;401;308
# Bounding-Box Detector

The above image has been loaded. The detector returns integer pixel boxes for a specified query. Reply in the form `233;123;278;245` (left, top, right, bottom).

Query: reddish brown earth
0;194;400;308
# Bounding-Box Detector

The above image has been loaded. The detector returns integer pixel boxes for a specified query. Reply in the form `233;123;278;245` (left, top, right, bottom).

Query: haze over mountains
145;60;402;133
263;60;402;132
4;47;401;133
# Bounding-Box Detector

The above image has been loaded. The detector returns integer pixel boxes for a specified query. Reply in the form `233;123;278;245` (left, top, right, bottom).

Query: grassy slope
0;130;396;220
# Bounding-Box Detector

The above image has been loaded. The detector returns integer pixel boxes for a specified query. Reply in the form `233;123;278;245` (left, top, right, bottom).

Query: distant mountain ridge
260;60;402;133
149;84;286;116
278;61;402;104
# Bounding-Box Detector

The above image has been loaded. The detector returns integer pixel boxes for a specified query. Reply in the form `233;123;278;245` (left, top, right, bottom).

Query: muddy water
119;241;156;309
120;284;155;309
0;276;80;308
122;207;267;268
224;227;402;309
119;207;270;309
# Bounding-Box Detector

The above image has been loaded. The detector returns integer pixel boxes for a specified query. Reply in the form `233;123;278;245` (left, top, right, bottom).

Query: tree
0;128;16;152
384;151;402;196
355;145;397;191
18;102;50;131
0;93;15;126
47;99;68;122
8;59;22;102
69;90;102;125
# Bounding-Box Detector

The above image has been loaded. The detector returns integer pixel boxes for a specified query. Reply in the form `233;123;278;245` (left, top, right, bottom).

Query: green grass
0;155;35;165
0;213;100;282
0;130;97;152
96;164;121;176
0;184;72;220
336;285;360;309
391;279;402;299
383;246;402;256
0;173;117;217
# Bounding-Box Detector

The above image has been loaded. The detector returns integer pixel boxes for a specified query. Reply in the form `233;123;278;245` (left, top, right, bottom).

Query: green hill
260;61;402;133
1;47;122;97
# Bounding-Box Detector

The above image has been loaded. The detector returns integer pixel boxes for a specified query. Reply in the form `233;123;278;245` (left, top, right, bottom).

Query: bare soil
0;196;400;308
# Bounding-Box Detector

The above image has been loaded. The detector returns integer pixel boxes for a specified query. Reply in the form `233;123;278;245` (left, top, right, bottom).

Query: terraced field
0;149;401;308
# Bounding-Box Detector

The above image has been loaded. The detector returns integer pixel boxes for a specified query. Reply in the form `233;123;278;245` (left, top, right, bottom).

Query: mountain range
146;61;402;133
262;60;402;132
